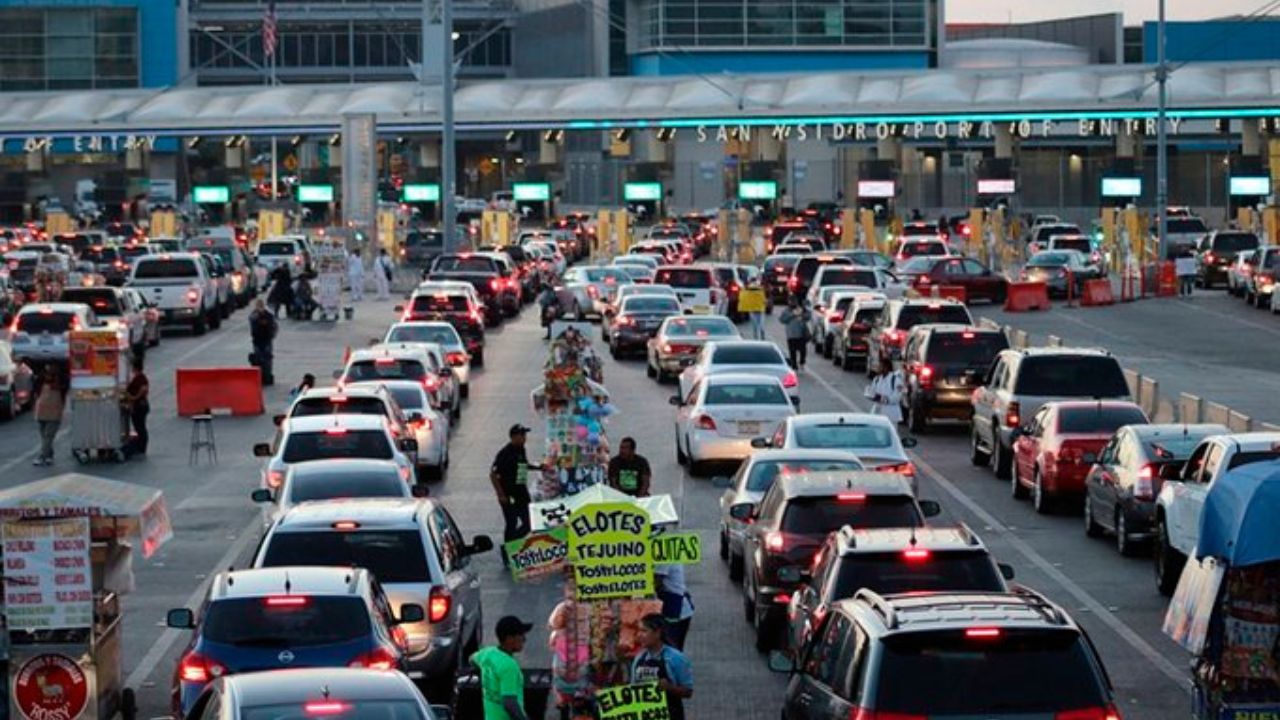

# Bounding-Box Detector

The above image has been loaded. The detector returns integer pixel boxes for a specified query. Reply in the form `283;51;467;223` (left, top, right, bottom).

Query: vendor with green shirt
491;424;545;566
472;615;533;720
607;436;652;497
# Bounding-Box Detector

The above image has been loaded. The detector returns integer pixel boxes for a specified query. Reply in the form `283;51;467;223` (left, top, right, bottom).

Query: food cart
0;474;173;720
66;330;130;464
1163;462;1280;719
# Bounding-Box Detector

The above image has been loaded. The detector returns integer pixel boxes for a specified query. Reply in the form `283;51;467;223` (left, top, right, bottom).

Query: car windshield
899;242;947;258
345;360;426;382
1014;356;1129;397
134;259;198;278
797;258;852;282
289;470;406;503
81;247;119;263
819;269;877;287
385;386;426;411
411;295;469;313
406;231;444;247
1052;237;1092;253
704;383;788;406
875;630;1106;715
16;312;75;334
1029;252;1074;267
1058;405;1147;433
764;256;800;273
258;242;296;256
852;307;883;326
1168;218;1207;233
260;530;430;583
387;325;459;346
666;318;736;337
926;332;1007;366
434;256;496;273
655;269;713;288
583;268;628;283
794;423;894;449
712;345;783;365
291;397;387;419
830;550;1005;598
781;496;921;534
1227;449;1280;470
623;297;680;314
241;701;426;720
1210;233;1258;252
745;459;862;492
897;305;972;329
281;430;393;463
60;290;120;316
200;597;372;647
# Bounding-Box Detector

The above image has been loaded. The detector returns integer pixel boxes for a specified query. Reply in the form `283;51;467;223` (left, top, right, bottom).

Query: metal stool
189;413;217;465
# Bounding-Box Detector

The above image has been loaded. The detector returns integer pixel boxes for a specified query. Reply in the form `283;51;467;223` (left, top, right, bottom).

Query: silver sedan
671;372;797;475
646;314;739;382
559;265;633;319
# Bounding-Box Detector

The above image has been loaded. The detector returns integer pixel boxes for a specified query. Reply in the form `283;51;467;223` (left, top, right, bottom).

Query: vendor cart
66;330;130;464
1163;461;1280;719
0;474;172;720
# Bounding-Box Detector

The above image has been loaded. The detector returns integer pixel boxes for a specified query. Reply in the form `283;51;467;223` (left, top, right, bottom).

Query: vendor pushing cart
1164;460;1280;719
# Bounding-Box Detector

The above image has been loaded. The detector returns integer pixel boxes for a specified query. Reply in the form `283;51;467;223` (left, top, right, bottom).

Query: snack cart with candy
66;329;131;464
0;474;173;720
1163;462;1280;720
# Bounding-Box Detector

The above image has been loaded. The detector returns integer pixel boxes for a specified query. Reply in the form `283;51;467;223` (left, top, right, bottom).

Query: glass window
201;597;372;646
781;496;922;534
793;422;895;449
704;382;788;406
281;430;394;463
290;396;388;419
828;550;1005;599
1013;356;1129;398
712;345;785;364
260;530;430;584
1056;405;1148;434
289;469;406;503
745;459;862;492
241;701;426;720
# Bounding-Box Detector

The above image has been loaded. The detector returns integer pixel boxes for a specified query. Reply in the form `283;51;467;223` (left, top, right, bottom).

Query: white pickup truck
1153;431;1280;595
127;253;221;335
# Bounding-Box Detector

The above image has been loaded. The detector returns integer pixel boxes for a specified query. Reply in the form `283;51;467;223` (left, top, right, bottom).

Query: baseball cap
509;424;532;436
495;615;533;639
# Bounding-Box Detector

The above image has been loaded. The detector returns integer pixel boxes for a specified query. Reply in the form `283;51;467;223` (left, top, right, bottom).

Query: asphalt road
0;284;1219;720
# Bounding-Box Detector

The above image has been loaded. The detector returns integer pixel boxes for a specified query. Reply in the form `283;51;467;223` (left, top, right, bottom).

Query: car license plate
679;358;694;367
737;421;761;435
38;335;53;346
692;305;710;314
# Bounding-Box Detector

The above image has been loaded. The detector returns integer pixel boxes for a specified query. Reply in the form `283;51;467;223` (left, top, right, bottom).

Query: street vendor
607;437;651;497
630;613;693;720
491;424;546;567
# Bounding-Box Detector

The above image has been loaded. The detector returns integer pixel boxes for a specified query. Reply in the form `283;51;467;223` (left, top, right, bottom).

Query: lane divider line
803;366;1189;691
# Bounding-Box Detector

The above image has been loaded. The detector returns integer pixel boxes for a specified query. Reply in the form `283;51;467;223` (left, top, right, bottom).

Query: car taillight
829;312;844;323
902;548;931;562
782;371;798;388
1054;706;1123;720
179;651;226;684
772;593;792;605
587;285;599;298
348;646;398;671
428;587;451;623
446;351;467;366
409;417;432;431
695;414;717;431
266;470;285;489
787;276;799;291
849;708;927;720
765;531;786;552
507;278;519;290
1203;251;1215;264
423;375;438;390
304;702;352;717
185;288;199;305
965;627;1002;639
1135;464;1155;500
1005;401;1021;428
881;461;915;477
885;329;903;345
916;364;934;389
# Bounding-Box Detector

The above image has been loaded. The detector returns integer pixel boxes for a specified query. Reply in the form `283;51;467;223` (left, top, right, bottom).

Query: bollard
1046;334;1063;348
1228;410;1253;433
1012;329;1029;349
1138;377;1159;419
1262;423;1280;432
1205;402;1232;427
1122;369;1140;400
1179;393;1203;425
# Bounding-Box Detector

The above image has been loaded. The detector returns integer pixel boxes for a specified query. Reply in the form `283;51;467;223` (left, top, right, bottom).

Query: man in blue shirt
630;613;693;720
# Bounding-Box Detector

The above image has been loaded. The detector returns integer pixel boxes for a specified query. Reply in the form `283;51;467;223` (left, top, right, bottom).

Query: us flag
262;1;278;58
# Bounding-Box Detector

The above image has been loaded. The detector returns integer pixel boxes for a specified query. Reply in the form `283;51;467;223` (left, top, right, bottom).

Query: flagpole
269;43;278;204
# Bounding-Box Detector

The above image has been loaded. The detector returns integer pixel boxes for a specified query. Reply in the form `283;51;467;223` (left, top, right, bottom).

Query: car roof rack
853;588;898;629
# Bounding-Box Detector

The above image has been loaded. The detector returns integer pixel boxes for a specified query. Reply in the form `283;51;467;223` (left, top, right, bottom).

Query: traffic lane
787;336;1189;720
977;292;1280;425
429;312;790;719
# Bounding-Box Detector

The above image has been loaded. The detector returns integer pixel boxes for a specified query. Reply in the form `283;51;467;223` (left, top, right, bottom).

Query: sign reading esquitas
567;502;653;601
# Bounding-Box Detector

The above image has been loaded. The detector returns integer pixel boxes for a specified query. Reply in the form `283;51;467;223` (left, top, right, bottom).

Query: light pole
1155;0;1169;261
440;0;457;252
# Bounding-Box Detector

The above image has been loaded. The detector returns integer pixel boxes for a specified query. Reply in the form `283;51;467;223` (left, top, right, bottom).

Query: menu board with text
2;518;93;630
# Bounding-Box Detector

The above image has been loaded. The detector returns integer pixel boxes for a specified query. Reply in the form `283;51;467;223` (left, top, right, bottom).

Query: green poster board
596;683;669;720
504;527;568;581
567;502;653;601
650;532;701;565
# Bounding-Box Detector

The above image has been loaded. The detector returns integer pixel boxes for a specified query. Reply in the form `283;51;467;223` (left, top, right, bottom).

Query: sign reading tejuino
567;502;653;601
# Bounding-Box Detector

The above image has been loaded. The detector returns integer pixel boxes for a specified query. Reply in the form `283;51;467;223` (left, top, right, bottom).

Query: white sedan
384;321;472;396
678;340;798;406
379;380;451;481
671;373;797;475
250;458;424;529
757;412;919;494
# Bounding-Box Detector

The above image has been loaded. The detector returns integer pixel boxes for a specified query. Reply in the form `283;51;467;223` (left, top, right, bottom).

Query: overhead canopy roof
2;61;1279;137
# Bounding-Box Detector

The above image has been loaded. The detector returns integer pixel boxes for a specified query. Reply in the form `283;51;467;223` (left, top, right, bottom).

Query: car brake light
782;371;798;388
266;470;285;489
179;651;226;684
881;461;915;477
830;312;844;323
428;587;451;623
836;492;866;503
765;532;786;551
1055;706;1123;720
902;548;931;562
489;278;501;292
772;593;792;605
186;288;199;305
409;417;432;431
965;627;1002;639
1135;464;1155;501
587;285;599;298
304;703;352;717
788;276;799;291
850;709;927;720
695;414;717;431
916;364;934;388
324;427;348;435
264;595;309;607
1006;401;1021;428
333;521;360;531
446;351;467;366
348;646;397;671
1204;251;1215;263
423;375;438;390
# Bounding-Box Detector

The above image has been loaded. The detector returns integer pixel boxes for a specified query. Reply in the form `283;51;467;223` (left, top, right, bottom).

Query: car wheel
742;574;756;624
993;285;1007;304
822;336;833;358
833;347;844;369
609;342;619;359
471;349;485;368
993;434;1012;480
1115;509;1136;556
192;314;207;336
1155;518;1184;596
728;550;744;582
719;531;728;561
209;309;222;330
1009;457;1028;499
0;393;14;421
1084;493;1104;538
646;359;657;378
460;383;469;399
1032;469;1052;514
676;431;688;465
573;301;584;321
754;612;774;653
969;424;990;466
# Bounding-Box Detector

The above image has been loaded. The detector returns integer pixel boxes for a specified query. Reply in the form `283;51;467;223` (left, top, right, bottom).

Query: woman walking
33;366;66;466
122;358;150;458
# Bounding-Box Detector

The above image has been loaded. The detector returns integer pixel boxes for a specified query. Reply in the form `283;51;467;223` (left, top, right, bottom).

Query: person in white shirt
655;563;694;651
1174;247;1197;297
346;249;365;301
373;248;394;300
866;368;904;425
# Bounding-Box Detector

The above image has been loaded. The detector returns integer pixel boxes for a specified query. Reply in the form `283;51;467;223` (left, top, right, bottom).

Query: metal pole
269;49;278;205
1156;0;1169;261
440;0;457;252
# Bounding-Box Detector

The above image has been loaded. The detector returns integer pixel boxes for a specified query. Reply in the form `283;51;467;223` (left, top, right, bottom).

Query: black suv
900;324;1009;432
865;298;974;376
737;470;941;652
763;255;802;306
772;590;1120;720
789;255;855;302
784;525;1012;655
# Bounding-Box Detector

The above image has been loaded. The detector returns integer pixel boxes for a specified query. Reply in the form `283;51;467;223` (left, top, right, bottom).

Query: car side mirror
397;603;426;624
668;395;683;406
750;437;771;449
998;563;1016;581
900;436;918;449
918;500;942;518
767;650;796;674
252;443;272;458
790;397;801;409
166;608;195;629
411;484;430;498
398;438;419;453
729;502;755;521
250;488;273;503
1159;463;1184;481
271;414;285;427
469;535;494;555
711;476;733;489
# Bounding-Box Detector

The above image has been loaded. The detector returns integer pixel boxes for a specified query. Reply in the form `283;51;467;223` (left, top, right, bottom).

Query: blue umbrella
1195;460;1280;567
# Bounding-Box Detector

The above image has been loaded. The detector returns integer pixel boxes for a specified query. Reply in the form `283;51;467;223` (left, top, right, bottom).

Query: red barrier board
175;367;264;417
1081;279;1115;306
1003;281;1051;312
